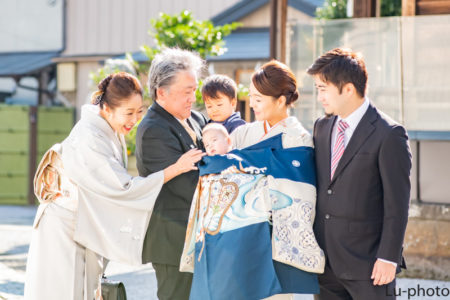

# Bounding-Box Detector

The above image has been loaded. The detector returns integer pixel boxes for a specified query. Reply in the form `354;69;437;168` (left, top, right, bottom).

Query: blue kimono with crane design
180;134;325;300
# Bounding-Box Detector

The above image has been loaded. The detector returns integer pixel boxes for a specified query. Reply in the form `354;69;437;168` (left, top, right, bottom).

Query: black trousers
314;264;396;300
152;263;193;300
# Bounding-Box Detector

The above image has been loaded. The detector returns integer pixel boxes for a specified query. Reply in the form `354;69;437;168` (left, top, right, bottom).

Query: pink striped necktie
331;120;349;179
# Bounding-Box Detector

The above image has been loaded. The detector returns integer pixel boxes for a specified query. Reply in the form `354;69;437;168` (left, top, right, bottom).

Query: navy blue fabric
199;134;316;186
189;223;320;299
244;133;284;150
190;133;319;298
273;260;319;294
209;111;246;133
190;222;282;300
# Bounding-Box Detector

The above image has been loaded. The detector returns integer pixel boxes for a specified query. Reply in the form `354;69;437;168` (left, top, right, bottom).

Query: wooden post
353;0;376;17
270;0;288;62
270;0;278;60
280;0;287;63
375;0;381;17
38;69;51;106
402;0;416;16
28;106;37;205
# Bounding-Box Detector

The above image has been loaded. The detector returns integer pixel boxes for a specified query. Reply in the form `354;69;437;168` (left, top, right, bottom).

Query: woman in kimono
232;60;312;150
24;72;204;300
231;61;318;300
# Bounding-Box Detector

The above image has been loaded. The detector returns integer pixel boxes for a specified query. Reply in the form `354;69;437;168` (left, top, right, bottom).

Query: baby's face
203;130;231;156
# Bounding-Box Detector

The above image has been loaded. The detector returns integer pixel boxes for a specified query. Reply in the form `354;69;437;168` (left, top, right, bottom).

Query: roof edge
288;0;318;17
0;50;61;56
211;0;269;25
212;0;321;25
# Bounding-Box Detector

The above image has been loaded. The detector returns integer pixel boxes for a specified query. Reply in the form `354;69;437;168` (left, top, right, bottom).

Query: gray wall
63;0;241;56
0;0;63;52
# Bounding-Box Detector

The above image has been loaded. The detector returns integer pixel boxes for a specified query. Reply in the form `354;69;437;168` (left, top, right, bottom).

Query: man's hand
371;259;396;286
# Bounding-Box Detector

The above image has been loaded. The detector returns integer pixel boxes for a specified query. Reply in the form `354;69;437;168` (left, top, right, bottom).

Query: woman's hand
175;149;205;173
163;149;205;183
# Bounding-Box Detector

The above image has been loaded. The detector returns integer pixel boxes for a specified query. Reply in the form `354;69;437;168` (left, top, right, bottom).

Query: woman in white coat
231;61;320;299
24;72;205;300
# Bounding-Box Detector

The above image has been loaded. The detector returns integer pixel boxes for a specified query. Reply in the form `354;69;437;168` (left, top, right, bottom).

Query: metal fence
289;14;450;133
288;15;450;204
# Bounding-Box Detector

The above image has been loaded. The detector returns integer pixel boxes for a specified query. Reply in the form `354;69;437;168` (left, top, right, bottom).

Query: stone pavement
0;205;448;300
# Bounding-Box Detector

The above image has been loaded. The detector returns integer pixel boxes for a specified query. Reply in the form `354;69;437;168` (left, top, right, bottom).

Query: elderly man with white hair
135;48;207;300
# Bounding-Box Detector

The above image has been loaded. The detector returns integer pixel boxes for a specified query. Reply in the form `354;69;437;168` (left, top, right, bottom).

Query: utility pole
353;0;377;17
269;0;288;62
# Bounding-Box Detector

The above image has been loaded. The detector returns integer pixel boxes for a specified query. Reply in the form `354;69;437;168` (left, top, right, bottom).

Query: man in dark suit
135;48;207;300
308;48;412;299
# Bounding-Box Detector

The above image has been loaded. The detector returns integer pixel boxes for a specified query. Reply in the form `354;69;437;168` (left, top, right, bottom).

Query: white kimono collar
80;104;115;135
80;104;128;168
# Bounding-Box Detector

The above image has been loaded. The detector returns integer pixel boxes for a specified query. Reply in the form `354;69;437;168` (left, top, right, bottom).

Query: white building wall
238;4;312;28
63;0;241;56
75;61;101;119
0;0;63;52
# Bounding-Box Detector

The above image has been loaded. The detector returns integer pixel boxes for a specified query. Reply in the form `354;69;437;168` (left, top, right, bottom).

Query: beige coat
25;105;164;300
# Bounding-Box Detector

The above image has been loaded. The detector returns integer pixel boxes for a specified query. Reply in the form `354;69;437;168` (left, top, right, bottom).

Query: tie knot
338;120;349;132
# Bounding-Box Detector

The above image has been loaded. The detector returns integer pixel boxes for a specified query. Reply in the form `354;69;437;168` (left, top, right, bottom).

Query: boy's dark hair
307;47;368;98
201;74;237;101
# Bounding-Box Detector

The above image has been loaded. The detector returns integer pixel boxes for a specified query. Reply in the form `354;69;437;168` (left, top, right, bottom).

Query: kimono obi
34;144;78;213
180;134;325;299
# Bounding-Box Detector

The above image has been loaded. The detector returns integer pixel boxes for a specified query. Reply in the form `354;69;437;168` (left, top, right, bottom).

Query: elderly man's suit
135;101;207;300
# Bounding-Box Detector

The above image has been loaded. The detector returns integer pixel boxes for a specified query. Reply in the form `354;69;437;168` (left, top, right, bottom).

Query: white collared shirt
330;97;370;153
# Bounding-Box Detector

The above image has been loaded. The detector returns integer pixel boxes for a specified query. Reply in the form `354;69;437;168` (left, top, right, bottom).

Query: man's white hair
148;48;204;100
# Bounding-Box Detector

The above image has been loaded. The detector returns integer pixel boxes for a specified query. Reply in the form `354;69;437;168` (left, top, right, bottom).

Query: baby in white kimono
202;123;232;156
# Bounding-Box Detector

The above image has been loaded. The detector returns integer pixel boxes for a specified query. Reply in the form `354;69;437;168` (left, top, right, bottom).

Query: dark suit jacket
313;104;412;280
135;101;207;266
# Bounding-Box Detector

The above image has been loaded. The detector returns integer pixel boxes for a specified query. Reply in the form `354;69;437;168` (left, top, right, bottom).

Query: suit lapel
151;102;197;150
330;105;378;185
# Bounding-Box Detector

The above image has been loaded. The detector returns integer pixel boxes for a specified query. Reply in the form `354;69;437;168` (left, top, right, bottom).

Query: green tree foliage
315;0;402;19
316;0;348;20
151;11;240;59
237;83;249;101
381;0;402;16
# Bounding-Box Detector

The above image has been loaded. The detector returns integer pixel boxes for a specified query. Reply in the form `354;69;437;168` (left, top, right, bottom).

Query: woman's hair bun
252;60;300;107
91;72;143;108
98;74;113;93
288;90;299;104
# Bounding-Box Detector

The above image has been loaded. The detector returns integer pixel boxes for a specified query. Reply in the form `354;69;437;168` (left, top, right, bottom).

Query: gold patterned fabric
34;144;64;204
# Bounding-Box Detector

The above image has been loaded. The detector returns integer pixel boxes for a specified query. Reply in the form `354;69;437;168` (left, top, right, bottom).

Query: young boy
202;74;246;133
202;123;232;156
